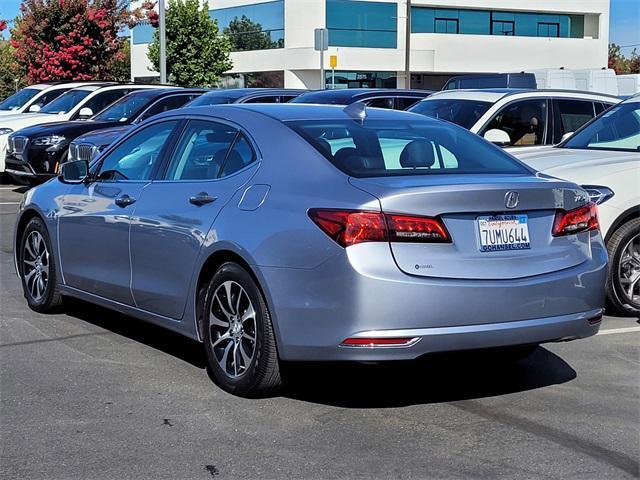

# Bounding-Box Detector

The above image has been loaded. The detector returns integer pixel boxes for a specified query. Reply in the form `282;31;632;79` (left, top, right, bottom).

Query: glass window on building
219;71;285;89
212;0;284;51
325;71;397;89
132;22;154;45
326;0;397;48
411;7;584;39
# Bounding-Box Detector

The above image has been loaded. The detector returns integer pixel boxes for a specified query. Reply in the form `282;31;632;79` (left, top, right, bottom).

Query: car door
129;118;259;319
58;120;180;304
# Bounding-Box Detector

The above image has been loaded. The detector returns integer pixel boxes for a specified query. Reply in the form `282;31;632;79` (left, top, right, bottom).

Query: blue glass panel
514;13;537;37
411;7;435;33
569;15;584;38
328;29;397;48
326;0;397;48
459;10;490;34
434;9;459;19
211;1;284;31
492;11;515;22
132;23;154;45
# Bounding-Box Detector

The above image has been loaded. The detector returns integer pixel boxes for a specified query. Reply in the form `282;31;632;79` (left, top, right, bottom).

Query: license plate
477;215;531;252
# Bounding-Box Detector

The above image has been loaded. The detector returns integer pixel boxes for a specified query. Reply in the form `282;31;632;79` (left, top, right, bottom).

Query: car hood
510;146;640;175
11;120;117;139
0;112;70;132
74;125;132;147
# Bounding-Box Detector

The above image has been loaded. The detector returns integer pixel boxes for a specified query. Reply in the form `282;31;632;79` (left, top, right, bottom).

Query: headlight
0;128;13;135
32;135;66;146
582;185;615;205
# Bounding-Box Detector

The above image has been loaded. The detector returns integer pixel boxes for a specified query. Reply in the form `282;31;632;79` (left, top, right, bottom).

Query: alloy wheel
618;232;640;307
209;280;257;378
22;231;49;302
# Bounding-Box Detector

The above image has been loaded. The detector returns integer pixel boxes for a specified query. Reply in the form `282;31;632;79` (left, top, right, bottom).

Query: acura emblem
505;191;519;209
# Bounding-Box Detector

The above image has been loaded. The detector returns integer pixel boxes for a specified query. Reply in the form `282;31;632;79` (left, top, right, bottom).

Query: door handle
189;192;217;206
115;194;136;208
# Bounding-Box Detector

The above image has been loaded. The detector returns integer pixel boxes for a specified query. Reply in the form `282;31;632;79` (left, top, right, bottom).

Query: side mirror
59;160;89;184
560;131;574;143
28;104;41;113
78;107;93;119
483;129;512;147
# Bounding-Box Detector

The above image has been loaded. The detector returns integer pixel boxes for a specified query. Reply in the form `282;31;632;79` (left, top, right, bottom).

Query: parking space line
597;326;640;335
0;202;20;205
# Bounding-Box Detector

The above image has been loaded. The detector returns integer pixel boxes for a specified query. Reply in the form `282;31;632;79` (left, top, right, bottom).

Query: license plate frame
477;214;531;252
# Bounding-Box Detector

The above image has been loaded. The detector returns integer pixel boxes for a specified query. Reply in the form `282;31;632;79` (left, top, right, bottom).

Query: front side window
481;99;548;146
243;95;281;104
0;88;40;111
137;94;197;122
97;120;179;181
288;119;529;177
555;100;595;140
79;90;129;119
562;102;640;152
366;97;394;109
164;120;239;181
395;97;421;110
40;90;91;114
92;93;155;122
30;88;70;108
409;99;492;129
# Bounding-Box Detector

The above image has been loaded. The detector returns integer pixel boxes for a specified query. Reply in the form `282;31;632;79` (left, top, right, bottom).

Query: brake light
552;202;599;236
308;209;450;247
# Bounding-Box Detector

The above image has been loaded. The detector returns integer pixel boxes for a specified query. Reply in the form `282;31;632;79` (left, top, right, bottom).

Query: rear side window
32;88;69;108
409;99;492;129
288;119;529;178
219;134;256;177
243;96;281;103
555;100;596;141
395;97;421;110
365;97;394;109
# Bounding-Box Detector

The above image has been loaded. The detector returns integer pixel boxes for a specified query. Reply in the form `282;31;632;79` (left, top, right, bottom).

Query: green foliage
608;43;640;74
0;40;26;100
148;0;232;87
223;15;283;51
106;39;131;82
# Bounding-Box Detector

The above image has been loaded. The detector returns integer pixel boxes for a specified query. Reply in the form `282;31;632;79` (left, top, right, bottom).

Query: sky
0;0;639;52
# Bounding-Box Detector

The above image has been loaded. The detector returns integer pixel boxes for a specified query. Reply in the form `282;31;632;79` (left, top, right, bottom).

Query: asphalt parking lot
0;184;638;480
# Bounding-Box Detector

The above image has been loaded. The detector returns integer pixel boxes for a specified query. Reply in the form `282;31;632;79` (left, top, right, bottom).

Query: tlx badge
504;191;519;209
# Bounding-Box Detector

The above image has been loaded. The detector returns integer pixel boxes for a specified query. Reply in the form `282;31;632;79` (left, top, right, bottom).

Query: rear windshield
287;119;529;178
409;99;492;129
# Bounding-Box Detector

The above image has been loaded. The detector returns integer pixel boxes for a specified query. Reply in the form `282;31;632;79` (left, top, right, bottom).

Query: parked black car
67;88;309;164
289;88;433;110
5;88;206;183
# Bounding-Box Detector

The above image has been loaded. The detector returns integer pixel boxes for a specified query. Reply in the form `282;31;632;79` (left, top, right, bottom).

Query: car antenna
343;102;367;124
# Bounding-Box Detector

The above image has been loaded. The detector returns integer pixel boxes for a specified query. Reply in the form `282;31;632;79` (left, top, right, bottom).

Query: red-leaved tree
11;0;142;82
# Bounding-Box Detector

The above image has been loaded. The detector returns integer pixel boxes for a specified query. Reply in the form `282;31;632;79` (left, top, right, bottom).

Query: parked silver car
14;104;607;396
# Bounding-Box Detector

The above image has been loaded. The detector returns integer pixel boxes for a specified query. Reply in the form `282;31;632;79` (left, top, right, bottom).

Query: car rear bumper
257;235;608;361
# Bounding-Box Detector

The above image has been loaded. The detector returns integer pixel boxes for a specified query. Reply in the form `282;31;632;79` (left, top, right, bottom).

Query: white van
528;69;576;90
616;74;640;97
573;69;619;96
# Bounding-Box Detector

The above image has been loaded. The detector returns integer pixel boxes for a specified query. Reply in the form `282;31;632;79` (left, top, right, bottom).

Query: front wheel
19;217;62;312
606;218;640;316
202;262;281;397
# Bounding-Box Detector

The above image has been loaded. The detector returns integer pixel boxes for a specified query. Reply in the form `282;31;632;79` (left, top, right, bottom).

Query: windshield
409;99;492;129
287;119;529;178
562;102;640;152
40;90;91;114
0;88;40;111
91;94;152;122
188;95;235;106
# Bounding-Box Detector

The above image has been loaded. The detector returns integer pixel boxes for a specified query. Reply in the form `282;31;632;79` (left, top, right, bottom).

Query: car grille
8;136;27;156
69;143;97;162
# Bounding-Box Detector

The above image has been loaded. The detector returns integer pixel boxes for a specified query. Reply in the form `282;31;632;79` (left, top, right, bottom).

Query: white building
130;0;610;90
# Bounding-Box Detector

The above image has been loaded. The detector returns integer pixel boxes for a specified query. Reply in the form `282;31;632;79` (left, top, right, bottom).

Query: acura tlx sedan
14;103;607;397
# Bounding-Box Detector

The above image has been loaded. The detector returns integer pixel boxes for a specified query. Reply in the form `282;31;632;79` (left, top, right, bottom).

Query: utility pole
159;0;167;83
404;0;411;89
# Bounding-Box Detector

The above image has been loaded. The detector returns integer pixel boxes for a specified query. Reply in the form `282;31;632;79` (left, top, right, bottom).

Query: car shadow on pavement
281;348;576;408
62;298;208;369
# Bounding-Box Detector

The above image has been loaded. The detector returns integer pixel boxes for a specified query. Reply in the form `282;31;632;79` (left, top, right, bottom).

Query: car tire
19;217;62;313
202;262;282;397
606;217;640;316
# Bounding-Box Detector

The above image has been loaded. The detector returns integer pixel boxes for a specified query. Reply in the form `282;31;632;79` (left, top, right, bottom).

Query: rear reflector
553;202;599;237
341;337;419;347
308;209;450;247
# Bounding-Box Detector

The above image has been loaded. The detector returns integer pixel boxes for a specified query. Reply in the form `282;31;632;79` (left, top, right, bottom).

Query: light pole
404;0;411;89
159;0;167;83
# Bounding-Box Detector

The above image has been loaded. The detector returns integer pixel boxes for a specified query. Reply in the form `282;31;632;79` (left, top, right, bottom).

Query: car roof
125;87;207;99
199;88;307;100
174;103;435;123
293;88;432;103
427;88;621;103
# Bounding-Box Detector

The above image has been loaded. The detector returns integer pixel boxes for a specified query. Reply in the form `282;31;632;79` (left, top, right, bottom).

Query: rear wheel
606;218;640;316
19;217;62;312
202;262;281;397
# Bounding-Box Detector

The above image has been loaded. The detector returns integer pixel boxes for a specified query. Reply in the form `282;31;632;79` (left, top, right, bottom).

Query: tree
147;0;232;87
627;49;640;74
106;39;131;82
223;15;282;51
10;0;139;83
608;43;628;74
0;40;26;100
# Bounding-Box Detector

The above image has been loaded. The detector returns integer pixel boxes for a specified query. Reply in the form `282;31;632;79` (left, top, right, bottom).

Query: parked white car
0;83;163;173
0;82;93;117
409;89;620;148
510;96;640;315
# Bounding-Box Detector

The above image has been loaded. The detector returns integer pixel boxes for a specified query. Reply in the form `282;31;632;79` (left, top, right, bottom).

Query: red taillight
341;337;419;347
552;202;599;237
308;209;450;247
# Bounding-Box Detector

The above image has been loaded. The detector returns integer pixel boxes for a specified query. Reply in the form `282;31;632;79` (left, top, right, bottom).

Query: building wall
130;0;610;89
